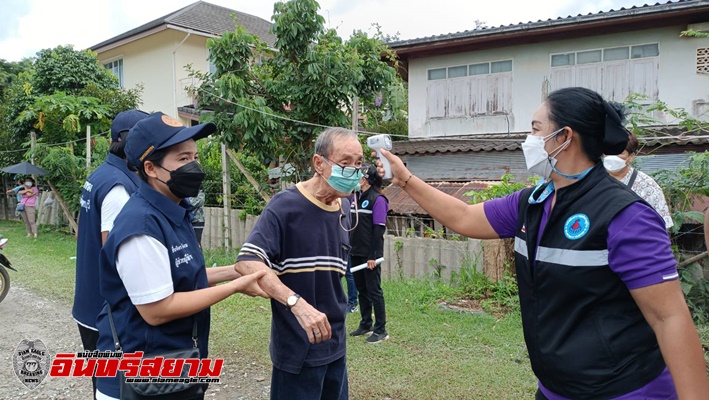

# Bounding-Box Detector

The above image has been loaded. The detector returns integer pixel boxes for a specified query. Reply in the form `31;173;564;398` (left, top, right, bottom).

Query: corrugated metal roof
90;1;276;50
393;128;709;156
387;0;703;49
393;134;525;155
383;181;496;215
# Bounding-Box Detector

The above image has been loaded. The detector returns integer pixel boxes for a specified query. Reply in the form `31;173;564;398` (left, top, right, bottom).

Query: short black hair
109;131;129;159
363;163;383;192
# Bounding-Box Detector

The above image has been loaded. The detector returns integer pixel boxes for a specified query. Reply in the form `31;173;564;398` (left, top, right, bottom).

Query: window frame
103;58;124;88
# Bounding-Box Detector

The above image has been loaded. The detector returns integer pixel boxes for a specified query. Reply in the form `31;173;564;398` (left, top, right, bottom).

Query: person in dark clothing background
188;188;206;245
349;163;389;344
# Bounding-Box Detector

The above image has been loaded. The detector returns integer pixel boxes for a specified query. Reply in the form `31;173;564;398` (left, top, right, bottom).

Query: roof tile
91;1;276;50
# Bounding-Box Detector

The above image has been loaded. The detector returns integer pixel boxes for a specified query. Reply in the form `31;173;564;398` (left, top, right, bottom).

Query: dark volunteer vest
515;165;665;399
95;183;208;397
73;154;141;328
349;189;387;258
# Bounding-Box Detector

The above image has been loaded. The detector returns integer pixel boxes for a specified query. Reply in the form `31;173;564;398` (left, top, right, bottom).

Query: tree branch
225;148;271;203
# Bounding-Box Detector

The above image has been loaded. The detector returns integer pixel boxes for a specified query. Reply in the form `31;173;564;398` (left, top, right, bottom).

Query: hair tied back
602;101;629;155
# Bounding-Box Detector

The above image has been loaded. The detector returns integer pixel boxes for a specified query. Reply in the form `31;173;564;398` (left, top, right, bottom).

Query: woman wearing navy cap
377;87;709;399
95;112;267;400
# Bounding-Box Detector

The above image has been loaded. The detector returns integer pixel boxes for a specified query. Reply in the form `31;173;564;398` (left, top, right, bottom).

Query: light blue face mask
322;157;364;194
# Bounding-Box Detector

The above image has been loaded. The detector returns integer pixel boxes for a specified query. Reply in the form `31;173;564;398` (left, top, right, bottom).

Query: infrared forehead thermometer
366;134;392;179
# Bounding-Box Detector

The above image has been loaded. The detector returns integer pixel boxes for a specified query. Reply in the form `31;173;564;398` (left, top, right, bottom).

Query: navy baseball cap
110;110;150;142
124;112;216;168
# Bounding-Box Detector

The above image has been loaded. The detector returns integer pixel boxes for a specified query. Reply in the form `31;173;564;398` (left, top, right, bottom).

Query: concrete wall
202;207;491;280
408;25;709;138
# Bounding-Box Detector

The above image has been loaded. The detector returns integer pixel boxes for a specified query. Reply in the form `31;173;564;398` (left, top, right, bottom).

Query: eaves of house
387;0;709;81
391;126;709;156
89;1;276;54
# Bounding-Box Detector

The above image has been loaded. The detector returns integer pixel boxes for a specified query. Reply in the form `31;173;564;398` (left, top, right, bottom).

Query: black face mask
158;161;205;199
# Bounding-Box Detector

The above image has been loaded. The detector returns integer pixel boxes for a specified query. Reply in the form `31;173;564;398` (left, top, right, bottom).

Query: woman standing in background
18;177;38;239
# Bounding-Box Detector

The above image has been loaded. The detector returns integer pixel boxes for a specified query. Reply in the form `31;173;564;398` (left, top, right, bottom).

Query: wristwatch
286;294;301;311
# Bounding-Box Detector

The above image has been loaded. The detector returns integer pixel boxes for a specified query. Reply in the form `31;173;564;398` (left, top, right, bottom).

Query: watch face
287;295;298;307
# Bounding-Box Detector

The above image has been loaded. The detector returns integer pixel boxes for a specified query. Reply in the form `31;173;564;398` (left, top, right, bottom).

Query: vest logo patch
361;200;369;209
564;213;590;240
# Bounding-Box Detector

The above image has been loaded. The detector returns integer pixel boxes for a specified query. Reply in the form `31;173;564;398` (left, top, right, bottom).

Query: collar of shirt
619;166;635;183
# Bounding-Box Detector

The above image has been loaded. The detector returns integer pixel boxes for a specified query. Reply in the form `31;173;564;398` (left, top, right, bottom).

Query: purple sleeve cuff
607;203;678;289
482;191;522;239
372;196;388;225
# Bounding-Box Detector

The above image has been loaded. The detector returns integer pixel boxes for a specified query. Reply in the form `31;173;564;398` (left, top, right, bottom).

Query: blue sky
1;0;647;62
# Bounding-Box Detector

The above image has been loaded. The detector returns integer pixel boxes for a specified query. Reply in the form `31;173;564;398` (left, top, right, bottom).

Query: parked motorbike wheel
0;263;9;304
0;246;13;304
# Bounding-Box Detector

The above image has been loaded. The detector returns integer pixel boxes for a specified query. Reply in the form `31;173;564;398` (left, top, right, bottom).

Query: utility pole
352;96;359;133
86;126;91;170
30;131;36;164
221;142;231;250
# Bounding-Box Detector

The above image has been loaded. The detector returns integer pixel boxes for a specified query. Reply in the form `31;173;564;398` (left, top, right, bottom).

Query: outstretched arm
136;270;268;326
378;148;499;239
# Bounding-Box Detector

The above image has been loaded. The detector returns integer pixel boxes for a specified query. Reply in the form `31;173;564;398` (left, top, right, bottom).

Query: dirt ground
0;283;271;399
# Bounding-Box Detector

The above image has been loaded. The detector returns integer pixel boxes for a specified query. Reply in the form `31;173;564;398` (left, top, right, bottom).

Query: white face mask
521;128;569;180
25;181;33;187
603;155;627;172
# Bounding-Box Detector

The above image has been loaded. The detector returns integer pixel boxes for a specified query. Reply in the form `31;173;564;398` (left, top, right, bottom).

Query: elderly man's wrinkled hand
291;300;332;344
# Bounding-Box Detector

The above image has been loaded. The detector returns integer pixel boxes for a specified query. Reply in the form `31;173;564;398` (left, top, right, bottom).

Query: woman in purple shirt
377;87;709;399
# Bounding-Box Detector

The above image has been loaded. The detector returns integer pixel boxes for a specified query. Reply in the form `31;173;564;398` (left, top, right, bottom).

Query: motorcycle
0;235;16;303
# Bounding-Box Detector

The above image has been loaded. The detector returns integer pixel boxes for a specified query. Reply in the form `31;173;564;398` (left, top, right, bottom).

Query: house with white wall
387;0;709;182
89;1;275;125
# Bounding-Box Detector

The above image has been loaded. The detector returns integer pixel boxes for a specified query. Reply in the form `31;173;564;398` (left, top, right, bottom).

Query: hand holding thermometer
350;257;384;273
366;134;393;179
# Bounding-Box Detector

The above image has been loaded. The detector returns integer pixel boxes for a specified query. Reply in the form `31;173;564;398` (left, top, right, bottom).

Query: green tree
0;58;33;98
623;93;709;324
32;46;117;95
196;139;268;216
0;45;142;228
624;94;708;231
192;0;403;184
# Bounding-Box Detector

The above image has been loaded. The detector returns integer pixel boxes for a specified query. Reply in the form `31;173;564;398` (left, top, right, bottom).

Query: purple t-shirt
483;190;678;399
372;196;388;226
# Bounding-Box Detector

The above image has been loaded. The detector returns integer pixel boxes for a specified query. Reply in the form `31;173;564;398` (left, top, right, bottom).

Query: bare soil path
0;284;271;399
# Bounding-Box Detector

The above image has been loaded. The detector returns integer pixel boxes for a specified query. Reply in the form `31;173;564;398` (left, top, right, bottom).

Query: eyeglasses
321;156;368;178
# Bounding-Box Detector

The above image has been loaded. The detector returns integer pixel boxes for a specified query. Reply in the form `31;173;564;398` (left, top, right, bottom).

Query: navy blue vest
515;165;665;399
349;189;387;258
73;154;141;328
95;182;208;398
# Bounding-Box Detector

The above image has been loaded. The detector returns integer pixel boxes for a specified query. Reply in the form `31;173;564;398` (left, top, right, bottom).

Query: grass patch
2;220;705;398
0;220;77;303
